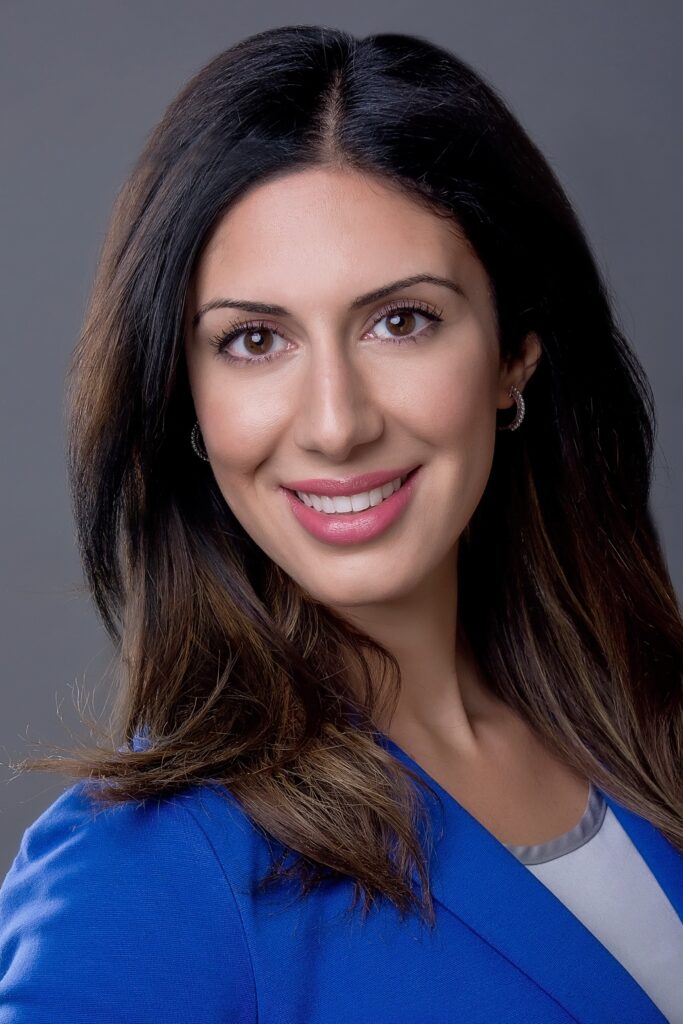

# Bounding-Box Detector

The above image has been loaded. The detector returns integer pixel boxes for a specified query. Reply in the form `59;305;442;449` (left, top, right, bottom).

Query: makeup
280;466;421;545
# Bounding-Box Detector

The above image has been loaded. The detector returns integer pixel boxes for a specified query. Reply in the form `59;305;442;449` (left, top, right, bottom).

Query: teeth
296;474;408;514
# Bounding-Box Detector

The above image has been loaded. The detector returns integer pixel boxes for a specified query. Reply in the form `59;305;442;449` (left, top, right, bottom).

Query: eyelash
207;299;444;366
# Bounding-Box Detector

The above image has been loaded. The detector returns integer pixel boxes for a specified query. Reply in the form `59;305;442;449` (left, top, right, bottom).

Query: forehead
191;166;480;303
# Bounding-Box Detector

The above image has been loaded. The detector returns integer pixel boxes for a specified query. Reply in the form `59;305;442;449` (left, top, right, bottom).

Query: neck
335;552;507;757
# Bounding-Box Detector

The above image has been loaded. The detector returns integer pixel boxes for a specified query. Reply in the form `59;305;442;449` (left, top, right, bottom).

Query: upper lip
282;466;419;497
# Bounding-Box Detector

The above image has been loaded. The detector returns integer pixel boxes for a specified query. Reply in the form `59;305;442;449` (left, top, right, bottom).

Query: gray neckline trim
504;782;607;866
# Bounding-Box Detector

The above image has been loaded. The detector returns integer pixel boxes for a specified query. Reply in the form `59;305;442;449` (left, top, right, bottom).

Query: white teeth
295;474;408;514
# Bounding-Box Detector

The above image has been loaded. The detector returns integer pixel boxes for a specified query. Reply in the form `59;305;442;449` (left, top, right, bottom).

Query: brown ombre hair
19;24;683;928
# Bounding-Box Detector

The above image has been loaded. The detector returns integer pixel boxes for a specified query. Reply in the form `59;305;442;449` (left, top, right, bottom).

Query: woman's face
184;166;539;609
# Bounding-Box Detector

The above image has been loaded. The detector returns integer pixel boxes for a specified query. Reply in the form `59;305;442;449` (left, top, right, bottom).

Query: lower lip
280;467;421;546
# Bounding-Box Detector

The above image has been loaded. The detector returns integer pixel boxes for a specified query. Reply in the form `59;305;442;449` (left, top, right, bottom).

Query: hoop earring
496;384;525;432
190;420;210;461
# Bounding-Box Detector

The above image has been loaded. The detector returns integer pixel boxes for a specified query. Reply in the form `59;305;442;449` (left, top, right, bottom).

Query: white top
505;783;683;1022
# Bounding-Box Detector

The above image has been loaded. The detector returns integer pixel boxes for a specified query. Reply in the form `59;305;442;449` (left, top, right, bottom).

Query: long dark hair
20;24;683;928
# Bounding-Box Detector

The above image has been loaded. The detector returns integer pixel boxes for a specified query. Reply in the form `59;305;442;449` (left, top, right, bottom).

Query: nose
292;335;384;462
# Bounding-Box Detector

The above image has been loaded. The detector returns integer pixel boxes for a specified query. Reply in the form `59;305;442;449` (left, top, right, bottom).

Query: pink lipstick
282;466;417;497
280;466;421;546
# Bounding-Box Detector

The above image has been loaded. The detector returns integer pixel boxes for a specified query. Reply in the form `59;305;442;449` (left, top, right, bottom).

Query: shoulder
0;780;258;1023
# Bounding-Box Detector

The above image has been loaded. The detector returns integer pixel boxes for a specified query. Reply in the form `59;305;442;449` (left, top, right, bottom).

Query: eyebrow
191;273;465;329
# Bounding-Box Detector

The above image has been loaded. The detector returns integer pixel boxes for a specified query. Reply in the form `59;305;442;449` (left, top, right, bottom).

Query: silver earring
190;420;210;461
497;384;525;431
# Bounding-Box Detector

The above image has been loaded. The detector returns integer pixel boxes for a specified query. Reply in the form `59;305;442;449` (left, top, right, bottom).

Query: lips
281;465;422;546
281;466;420;498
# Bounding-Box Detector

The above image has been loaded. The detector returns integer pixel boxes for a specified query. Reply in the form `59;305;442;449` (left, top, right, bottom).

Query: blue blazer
1;734;681;1023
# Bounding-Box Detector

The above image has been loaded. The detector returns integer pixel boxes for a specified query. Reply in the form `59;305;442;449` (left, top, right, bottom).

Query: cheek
194;376;286;478
396;342;499;523
394;338;498;448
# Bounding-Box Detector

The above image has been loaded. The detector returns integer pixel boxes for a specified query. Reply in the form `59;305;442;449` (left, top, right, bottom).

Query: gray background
1;0;681;879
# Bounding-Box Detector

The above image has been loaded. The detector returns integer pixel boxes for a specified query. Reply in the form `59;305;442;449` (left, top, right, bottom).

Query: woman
1;24;681;1023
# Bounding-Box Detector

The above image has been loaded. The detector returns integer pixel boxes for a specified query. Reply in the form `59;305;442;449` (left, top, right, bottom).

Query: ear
498;331;542;409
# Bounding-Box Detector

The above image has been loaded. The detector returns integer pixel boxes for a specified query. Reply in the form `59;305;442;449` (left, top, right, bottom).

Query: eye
368;300;443;343
207;299;444;366
208;321;288;364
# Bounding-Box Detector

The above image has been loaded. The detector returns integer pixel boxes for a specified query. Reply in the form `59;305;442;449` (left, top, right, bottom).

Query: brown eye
209;319;289;363
370;303;442;344
243;327;275;356
384;310;418;337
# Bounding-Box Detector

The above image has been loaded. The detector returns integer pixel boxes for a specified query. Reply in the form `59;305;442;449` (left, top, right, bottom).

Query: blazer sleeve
0;781;257;1023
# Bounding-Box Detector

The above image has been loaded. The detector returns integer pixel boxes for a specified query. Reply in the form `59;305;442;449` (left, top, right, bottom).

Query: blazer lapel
380;734;672;1024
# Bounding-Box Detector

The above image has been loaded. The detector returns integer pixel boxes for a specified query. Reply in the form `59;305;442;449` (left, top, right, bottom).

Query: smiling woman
183;167;538;566
1;22;682;1024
